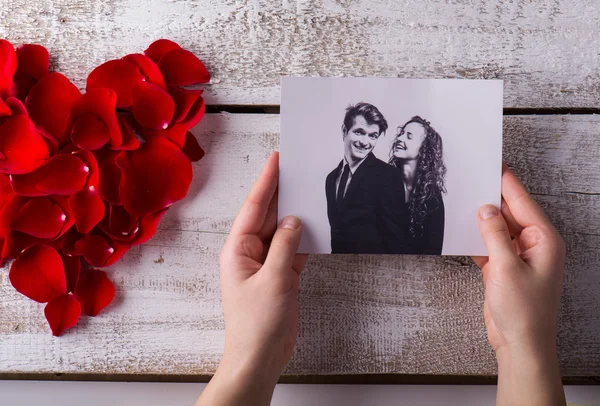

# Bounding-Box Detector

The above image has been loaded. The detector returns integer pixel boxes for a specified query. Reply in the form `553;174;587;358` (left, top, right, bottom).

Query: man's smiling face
343;115;382;163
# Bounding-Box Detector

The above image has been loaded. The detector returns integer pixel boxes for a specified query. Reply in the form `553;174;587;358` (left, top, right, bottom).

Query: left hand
197;152;308;406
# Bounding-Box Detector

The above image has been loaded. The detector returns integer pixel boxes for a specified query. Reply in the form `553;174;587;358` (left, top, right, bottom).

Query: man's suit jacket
325;153;409;254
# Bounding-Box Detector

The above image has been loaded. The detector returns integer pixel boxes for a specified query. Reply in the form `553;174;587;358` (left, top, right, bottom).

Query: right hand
473;163;565;359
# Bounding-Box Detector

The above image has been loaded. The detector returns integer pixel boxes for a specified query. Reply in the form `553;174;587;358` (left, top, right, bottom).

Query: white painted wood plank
0;114;599;377
2;0;600;107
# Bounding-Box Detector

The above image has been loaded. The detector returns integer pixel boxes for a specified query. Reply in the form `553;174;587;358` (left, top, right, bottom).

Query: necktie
337;164;350;205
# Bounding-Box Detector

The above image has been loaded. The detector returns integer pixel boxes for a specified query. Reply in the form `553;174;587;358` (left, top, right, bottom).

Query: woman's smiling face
393;122;426;160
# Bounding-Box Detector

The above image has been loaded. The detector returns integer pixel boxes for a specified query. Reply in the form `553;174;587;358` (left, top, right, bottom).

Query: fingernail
280;216;300;230
480;205;499;220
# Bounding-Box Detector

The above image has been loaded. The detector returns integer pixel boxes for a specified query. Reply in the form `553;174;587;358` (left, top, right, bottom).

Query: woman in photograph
389;116;447;255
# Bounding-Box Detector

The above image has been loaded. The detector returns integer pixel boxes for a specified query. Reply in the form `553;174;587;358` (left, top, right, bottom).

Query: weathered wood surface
2;0;600;108
0;114;598;376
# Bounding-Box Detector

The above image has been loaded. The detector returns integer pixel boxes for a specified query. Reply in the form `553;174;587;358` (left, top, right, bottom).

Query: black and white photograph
279;78;503;256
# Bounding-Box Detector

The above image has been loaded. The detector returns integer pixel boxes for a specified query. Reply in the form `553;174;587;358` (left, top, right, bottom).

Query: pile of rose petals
0;39;209;336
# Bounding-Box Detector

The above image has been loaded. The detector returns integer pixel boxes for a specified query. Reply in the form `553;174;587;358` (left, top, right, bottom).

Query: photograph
279;77;503;256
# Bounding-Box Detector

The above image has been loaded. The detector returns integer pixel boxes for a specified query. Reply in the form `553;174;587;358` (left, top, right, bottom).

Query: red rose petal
76;234;115;267
131;208;168;246
72;149;100;187
11;197;66;239
0;173;13;209
70;88;122;147
182;131;205;162
69;186;105;234
144;39;181;64
108;204;138;237
16;44;50;80
12;71;36;102
5;97;28;116
25;72;81;145
0;98;11;117
2;231;37;259
122;53;167;89
132;81;175;130
44;293;81;336
112;115;140;151
86;59;144;108
11;154;89;196
0;40;17;97
103;239;130;266
158;48;210;86
169;86;203;123
70;113;110;150
37;127;60;155
0;114;49;174
9;244;67;303
61;254;80;293
116;137;192;216
75;269;115;316
98;151;122;205
136;96;205;148
61;227;84;257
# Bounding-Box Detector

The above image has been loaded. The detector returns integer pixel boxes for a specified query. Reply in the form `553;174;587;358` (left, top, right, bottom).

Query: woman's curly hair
389;116;447;238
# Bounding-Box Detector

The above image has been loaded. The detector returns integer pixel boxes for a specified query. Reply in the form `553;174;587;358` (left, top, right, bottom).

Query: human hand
473;163;566;406
197;152;308;406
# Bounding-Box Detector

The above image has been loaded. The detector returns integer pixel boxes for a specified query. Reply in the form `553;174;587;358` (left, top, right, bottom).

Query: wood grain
0;114;598;377
2;0;600;108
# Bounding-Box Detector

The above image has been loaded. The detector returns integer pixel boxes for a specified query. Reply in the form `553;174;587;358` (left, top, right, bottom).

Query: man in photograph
325;102;409;254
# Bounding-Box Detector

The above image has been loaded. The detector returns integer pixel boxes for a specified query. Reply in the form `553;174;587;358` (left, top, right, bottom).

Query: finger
263;216;303;274
258;187;279;242
292;254;309;276
500;198;523;237
501;164;551;229
230;152;279;237
477;205;520;261
471;256;488;269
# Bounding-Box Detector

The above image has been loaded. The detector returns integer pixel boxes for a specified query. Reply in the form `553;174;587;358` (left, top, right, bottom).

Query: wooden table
1;0;599;383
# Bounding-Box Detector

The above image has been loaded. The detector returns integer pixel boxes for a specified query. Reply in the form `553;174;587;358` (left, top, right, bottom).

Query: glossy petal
11;154;89;196
0;173;13;209
0;114;49;174
44;293;81;336
169;86;203;123
144;39;181;64
158;48;210;86
108;204;138;238
76;234;115;267
75;269;115;316
132;81;175;130
122;53;166;89
61;227;84;257
61;254;81;293
86;59;144;108
16;44;50;80
112;115;140;151
116;137;192;216
98;151;122;205
9;244;67;303
131;208;168;246
70;113;110;150
182;132;205;162
73;149;100;187
69;186;105;233
136;96;205;148
70;88;122;147
25;72;81;145
0;40;17;97
11;197;66;239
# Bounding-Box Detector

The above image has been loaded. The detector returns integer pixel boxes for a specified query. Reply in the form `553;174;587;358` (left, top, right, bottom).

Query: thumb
477;205;519;261
263;216;303;273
